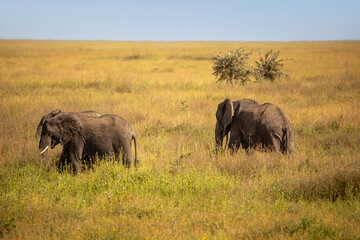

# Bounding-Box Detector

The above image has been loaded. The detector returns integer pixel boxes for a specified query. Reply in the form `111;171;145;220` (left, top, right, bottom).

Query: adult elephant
35;109;101;169
215;98;294;154
38;112;137;173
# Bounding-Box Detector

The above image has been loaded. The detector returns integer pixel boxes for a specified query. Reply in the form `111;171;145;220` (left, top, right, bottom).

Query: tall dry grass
0;40;360;239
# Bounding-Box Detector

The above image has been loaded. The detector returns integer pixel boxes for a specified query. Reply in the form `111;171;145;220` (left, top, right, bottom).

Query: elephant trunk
215;123;224;153
39;132;51;154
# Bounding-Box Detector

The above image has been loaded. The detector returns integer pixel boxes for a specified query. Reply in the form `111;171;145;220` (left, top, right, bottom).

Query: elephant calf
38;112;137;173
215;98;294;154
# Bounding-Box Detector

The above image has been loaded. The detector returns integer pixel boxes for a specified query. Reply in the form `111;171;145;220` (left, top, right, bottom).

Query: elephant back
259;103;288;127
259;103;294;153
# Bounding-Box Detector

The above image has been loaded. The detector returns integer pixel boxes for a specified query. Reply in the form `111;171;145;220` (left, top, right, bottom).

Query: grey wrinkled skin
215;98;294;154
39;112;137;174
36;109;101;170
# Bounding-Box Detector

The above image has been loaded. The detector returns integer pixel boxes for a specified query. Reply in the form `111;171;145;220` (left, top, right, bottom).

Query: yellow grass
0;40;360;239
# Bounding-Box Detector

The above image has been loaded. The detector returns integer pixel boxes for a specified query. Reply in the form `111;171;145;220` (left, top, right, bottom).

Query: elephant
38;112;137;173
36;109;101;170
215;98;294;154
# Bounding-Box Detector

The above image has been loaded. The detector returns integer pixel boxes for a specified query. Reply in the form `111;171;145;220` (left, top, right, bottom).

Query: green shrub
212;48;253;85
254;50;289;82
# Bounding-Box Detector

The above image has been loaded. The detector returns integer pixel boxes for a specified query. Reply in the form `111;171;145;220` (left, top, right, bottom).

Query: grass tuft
275;162;360;201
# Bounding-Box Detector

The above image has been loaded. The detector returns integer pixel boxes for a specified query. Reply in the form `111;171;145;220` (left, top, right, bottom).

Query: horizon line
1;38;359;43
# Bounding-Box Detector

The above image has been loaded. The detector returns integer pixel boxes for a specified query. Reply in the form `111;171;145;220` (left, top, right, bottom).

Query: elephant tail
132;133;138;169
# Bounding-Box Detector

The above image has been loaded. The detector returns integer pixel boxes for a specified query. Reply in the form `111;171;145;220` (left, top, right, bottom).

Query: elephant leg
264;132;281;152
115;146;130;168
73;161;81;174
122;145;133;168
228;131;241;154
65;149;82;174
237;130;249;151
57;148;69;172
125;151;133;168
241;140;250;152
257;124;279;152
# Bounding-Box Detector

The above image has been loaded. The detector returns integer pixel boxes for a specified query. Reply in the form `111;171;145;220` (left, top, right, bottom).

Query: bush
212;48;253;85
254;50;290;82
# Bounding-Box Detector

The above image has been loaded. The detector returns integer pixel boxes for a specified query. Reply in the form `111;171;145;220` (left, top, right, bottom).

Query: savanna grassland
1;40;360;239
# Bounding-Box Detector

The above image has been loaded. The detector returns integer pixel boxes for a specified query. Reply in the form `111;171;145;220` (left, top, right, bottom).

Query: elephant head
215;98;260;152
39;113;83;154
36;109;62;156
35;109;62;139
215;98;234;151
37;110;101;154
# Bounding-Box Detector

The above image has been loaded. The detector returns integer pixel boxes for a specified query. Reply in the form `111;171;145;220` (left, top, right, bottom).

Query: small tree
254;50;289;82
212;48;253;85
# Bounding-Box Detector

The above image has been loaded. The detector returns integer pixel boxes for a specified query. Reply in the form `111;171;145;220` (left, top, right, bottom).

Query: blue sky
0;0;359;41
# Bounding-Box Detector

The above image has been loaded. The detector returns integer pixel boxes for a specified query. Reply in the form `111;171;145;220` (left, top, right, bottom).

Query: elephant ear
35;109;62;138
217;98;234;129
59;114;82;146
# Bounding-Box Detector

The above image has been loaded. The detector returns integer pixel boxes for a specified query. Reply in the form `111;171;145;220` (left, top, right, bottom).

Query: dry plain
0;40;360;239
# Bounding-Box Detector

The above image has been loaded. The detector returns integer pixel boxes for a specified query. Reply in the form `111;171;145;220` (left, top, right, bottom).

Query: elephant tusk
39;146;49;154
